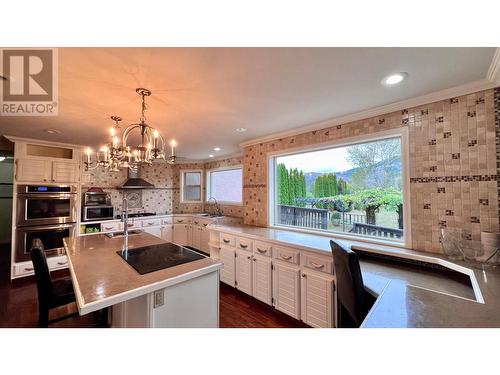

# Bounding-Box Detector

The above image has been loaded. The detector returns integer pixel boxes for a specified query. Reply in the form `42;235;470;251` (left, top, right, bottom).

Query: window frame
206;165;243;205
180;169;204;203
267;128;411;248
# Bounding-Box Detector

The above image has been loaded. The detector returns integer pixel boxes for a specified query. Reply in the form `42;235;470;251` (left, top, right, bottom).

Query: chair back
330;240;367;327
30;239;53;307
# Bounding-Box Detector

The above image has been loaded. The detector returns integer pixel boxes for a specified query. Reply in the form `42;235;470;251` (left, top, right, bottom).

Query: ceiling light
381;72;408;86
235;127;247;133
213;147;221;151
209;154;214;158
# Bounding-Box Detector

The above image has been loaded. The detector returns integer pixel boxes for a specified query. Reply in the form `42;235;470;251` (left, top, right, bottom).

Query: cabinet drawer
253;240;272;257
101;222;122;232
161;217;173;225
124;220;142;230
142;219;161;227
273;245;300;265
301;252;333;274
48;255;69;270
220;233;236;247
13;261;35;277
173;217;191;224
236;236;253;251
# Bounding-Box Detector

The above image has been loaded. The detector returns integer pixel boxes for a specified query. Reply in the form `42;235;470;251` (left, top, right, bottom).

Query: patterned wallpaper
242;88;500;253
81;156;243;217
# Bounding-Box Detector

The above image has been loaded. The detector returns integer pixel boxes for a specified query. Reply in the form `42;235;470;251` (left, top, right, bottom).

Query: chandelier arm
122;124;142;148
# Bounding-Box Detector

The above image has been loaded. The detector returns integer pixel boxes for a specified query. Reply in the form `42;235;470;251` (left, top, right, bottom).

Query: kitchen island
64;233;223;328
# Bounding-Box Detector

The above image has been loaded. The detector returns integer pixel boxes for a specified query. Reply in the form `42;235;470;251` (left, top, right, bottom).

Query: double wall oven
15;184;78;262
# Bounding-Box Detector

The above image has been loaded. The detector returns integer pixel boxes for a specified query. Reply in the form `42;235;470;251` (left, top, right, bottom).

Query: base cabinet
272;261;301;320
219;245;236;287
252;254;272;305
173;224;189;246
161;225;173;242
235;248;253;295
200;226;210;253
143;227;162;238
300;270;335;328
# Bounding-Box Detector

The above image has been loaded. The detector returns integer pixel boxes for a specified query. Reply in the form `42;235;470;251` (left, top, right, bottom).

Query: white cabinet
219;245;236;287
15;158;79;183
51;161;79;183
161;224;173;242
200;225;211;254
143;227;162;238
300;270;335;328
252;254;272;305
173;223;189;246
272;261;301;320
16;158;51;182
191;225;201;250
235;248;253;295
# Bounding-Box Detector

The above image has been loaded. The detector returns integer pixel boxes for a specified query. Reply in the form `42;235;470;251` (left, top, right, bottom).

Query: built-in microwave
16;184;78;227
82;205;114;222
84;191;111;206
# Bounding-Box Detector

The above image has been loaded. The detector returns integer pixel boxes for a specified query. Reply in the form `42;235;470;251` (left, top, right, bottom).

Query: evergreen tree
277;163;290;204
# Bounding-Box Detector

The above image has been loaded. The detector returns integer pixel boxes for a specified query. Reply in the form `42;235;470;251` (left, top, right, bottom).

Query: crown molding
4;134;84;149
487;47;500;84
239;78;498;148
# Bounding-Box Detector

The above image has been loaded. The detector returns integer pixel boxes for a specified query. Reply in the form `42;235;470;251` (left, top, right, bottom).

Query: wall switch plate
153;290;164;308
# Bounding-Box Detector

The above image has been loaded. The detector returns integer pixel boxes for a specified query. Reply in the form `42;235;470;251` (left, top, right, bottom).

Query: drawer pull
310;261;325;269
24;267;34;271
127;223;134;227
257;248;267;254
104;226;113;230
57;261;68;266
280;254;292;260
203;223;208;227
253;258;256;262
147;222;154;226
223;239;230;244
177;220;184;223
239;244;248;249
247;256;251;260
194;221;199;224
302;274;306;278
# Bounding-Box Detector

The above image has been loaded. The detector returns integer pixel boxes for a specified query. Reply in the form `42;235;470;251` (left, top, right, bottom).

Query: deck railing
277;205;328;230
343;212;366;225
349;222;403;239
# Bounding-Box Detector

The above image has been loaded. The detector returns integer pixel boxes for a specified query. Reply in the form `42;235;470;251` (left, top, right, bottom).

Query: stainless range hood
120;166;155;189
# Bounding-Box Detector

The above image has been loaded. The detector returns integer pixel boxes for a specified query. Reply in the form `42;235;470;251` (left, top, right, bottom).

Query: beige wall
242;88;500;254
82;156;243;218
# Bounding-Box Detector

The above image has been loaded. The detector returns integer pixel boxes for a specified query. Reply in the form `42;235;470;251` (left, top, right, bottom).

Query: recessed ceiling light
45;129;61;134
381;72;408;86
213;147;221;151
209;154;214;158
235;127;247;133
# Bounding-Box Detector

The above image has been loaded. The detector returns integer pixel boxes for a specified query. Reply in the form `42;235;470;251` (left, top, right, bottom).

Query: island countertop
64;233;223;315
209;223;500;328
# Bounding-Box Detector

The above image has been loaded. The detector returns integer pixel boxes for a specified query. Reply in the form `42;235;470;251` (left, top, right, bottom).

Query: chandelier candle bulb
85;147;92;164
170;140;176;157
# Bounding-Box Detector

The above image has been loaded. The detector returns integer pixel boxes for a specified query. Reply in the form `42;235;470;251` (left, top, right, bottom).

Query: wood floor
0;270;308;328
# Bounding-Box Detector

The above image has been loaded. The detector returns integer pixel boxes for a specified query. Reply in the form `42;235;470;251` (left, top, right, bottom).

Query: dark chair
30;238;78;327
330;240;368;327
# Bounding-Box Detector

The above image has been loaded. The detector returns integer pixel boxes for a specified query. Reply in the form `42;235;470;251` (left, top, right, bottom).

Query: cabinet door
191;226;201;250
219;245;236;287
272;262;301;320
252;254;272;305
173;224;188;246
51;161;79;182
161;225;173;242
300;270;335;328
143;227;162;238
235;248;253;295
16;158;50;182
200;226;211;254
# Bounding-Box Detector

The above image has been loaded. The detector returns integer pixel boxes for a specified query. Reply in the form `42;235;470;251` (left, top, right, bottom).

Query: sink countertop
63;233;222;315
208;222;500;328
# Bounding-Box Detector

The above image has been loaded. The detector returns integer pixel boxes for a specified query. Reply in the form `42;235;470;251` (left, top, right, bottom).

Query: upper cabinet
11;139;82;184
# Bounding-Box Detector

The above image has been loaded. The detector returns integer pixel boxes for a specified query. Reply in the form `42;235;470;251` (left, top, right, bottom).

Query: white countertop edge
69;260;222;316
209;225;484;304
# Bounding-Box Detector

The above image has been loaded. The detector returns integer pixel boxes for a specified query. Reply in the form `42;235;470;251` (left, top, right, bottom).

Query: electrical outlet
153;290;164;308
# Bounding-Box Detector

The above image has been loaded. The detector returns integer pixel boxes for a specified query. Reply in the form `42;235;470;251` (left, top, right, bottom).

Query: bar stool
330;239;369;327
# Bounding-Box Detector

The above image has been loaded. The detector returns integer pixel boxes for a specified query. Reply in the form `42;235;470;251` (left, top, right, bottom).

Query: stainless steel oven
16;184;78;226
15;223;77;262
82;205;114;221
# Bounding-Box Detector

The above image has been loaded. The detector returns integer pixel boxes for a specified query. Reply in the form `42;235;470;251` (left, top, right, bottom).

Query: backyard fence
277;205;328;230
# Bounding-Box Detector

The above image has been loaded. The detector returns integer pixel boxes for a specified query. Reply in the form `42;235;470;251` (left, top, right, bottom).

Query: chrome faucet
207;196;222;217
121;197;129;252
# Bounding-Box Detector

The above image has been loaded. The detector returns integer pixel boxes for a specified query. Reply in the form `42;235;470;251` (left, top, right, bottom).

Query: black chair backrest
30;239;53;306
330;240;367;327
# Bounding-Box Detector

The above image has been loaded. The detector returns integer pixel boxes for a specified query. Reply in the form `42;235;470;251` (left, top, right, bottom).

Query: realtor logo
1;48;58;116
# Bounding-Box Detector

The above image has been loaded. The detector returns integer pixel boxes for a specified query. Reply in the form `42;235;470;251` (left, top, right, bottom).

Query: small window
181;170;203;203
207;167;243;204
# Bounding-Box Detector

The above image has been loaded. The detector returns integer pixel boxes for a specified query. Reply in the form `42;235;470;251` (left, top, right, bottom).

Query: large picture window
206;167;243;204
271;133;407;243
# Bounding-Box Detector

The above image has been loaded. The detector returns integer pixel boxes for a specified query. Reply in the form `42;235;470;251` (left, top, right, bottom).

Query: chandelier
84;88;176;172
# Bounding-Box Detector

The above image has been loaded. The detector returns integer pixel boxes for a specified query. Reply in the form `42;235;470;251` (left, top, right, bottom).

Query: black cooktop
117;242;205;275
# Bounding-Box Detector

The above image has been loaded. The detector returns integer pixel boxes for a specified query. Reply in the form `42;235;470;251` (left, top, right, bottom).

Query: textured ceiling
0;47;495;159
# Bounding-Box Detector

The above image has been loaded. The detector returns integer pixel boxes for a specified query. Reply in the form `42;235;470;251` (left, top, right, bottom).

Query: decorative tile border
410;174;500;183
495;87;500;219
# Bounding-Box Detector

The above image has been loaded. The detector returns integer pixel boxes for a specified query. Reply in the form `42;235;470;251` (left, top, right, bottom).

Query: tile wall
242;88;500;253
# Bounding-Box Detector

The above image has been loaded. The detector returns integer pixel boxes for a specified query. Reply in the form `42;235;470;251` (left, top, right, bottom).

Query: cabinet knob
253;258;256;262
247;256;251;259
301;274;306;278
